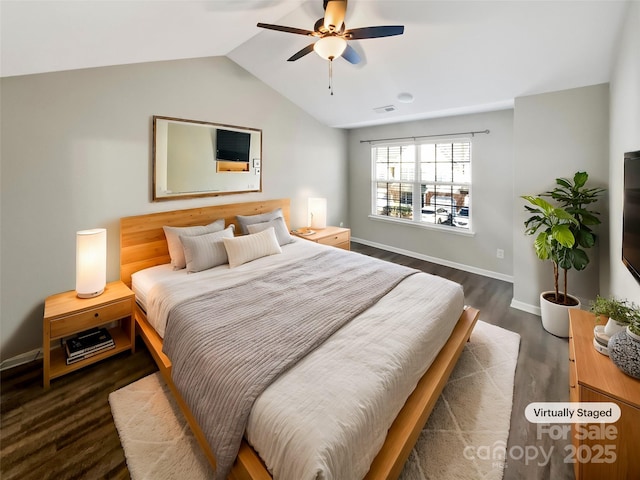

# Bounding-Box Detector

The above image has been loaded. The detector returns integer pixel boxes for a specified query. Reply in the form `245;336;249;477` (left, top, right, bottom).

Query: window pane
421;184;470;229
375;145;415;182
452;162;471;183
376;182;413;218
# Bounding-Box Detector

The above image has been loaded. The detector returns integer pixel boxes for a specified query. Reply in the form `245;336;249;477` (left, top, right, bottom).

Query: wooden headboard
120;198;290;287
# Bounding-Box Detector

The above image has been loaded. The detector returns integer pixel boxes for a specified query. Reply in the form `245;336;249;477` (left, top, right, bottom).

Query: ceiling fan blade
323;0;347;33
341;44;361;64
257;23;315;36
345;25;404;40
287;43;316;62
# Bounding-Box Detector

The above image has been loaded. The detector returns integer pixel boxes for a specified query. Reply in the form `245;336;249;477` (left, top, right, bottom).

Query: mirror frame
152;115;262;201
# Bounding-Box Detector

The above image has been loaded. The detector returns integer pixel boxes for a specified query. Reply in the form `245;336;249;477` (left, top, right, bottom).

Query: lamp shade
308;197;327;229
314;36;347;60
76;228;107;298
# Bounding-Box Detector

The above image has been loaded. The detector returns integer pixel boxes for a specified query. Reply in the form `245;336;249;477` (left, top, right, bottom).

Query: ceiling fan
257;0;404;93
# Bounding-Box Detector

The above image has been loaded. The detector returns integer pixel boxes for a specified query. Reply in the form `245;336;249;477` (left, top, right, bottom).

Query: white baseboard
510;298;541;316
0;348;43;372
351;237;514;283
510;296;590;317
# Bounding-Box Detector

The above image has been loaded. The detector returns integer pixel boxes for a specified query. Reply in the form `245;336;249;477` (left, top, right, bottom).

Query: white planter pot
604;318;628;336
539;291;581;338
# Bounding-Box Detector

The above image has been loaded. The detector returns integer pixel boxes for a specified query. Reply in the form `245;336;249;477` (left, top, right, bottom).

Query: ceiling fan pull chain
329;57;334;95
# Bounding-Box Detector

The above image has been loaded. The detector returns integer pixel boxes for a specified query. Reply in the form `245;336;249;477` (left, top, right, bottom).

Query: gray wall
606;0;640;302
0;56;348;361
347;109;514;281
511;84;610;313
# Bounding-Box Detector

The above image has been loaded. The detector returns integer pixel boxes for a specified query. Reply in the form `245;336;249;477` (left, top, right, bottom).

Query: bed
120;198;479;480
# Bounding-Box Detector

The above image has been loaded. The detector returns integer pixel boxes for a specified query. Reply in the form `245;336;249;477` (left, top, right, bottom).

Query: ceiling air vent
374;105;397;114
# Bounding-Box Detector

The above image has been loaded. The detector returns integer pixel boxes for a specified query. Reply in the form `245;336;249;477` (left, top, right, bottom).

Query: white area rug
109;320;519;480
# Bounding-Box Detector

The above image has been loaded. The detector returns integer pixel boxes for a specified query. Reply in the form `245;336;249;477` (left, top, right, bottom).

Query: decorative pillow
163;219;225;270
223;227;282;268
180;225;235;273
246;216;294;246
236;208;284;235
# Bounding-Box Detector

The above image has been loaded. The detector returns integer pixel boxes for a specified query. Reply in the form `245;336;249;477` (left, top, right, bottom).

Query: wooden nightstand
292;226;350;250
569;309;640;479
43;280;135;388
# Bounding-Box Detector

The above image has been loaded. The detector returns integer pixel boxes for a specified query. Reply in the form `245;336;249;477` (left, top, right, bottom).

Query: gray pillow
236;208;284;235
163;219;225;270
246;216;294;246
180;225;235;273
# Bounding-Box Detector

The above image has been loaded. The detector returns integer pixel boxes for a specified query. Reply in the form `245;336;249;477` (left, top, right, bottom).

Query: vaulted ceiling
1;1;629;128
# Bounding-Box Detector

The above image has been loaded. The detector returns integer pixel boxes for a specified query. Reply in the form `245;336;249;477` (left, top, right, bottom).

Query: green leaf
553;208;579;225
576;229;595;248
551;224;575;248
574;171;588;188
534;232;551;260
555;178;572;189
557;248;573;270
522;196;554;214
571;248;589;270
580;211;601;225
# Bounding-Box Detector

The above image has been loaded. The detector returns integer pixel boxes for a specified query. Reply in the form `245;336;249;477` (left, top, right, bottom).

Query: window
372;139;471;230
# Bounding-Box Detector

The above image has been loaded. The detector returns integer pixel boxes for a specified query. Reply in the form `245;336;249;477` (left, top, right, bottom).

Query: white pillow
236;208;284;235
246;216;294;246
180;225;235;273
163;219;225;270
223;227;282;268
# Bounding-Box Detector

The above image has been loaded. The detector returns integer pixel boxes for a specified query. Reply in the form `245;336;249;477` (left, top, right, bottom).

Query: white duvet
133;240;465;480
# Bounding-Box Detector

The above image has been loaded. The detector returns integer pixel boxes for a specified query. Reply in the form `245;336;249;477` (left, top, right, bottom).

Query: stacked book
593;325;610;356
62;327;115;365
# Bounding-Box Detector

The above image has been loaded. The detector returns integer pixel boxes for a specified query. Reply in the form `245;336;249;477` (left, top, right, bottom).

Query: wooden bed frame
120;198;479;480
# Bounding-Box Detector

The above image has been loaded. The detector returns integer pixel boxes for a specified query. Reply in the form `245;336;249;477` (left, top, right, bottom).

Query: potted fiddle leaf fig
522;171;604;337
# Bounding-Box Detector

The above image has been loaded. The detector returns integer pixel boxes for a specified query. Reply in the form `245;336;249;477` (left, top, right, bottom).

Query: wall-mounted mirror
153;115;262;201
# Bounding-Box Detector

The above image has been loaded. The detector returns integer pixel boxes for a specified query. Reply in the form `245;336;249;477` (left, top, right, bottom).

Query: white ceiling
1;1;629;128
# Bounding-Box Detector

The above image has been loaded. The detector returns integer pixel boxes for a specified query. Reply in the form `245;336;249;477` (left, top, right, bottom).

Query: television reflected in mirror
623;150;640;283
153;116;262;201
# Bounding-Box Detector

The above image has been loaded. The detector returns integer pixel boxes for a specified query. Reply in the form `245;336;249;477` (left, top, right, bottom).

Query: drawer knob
94;313;99;318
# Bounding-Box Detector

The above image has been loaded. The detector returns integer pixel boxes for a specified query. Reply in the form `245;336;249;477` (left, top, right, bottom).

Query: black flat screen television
216;129;251;162
623;150;640;283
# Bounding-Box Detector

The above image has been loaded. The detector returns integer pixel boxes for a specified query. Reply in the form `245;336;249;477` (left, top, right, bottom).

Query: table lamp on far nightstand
308;197;327;229
76;228;107;298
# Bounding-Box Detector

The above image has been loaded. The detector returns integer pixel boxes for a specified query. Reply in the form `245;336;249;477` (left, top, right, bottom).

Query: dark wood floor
0;242;573;480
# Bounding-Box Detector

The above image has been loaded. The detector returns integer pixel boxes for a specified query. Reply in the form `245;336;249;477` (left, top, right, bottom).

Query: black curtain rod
359;129;490;144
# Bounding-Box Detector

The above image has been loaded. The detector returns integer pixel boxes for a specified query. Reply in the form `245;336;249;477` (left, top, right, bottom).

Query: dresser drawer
317;230;350;248
49;299;132;339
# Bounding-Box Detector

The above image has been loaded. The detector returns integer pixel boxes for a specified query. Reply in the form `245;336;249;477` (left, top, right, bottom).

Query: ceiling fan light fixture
314;36;347;60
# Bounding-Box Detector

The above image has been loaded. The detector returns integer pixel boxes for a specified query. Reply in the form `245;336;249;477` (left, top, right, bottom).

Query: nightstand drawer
317;230;350;247
49;299;132;339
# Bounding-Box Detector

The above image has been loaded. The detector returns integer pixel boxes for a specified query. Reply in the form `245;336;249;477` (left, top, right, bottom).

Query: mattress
133;240;465;479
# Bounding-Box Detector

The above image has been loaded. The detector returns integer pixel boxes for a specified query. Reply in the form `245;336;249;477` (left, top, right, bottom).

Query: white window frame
369;137;473;234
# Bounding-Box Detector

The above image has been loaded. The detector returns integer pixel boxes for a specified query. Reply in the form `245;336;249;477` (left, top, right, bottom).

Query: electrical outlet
496;249;504;259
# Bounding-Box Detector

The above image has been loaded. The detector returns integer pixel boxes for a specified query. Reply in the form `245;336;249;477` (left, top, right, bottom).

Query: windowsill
367;214;476;237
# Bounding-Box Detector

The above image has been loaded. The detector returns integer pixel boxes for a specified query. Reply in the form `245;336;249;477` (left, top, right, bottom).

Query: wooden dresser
292;226;350;250
568;309;640;479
